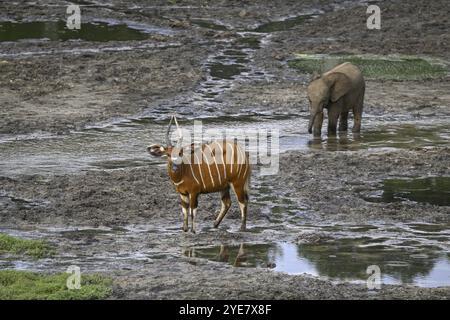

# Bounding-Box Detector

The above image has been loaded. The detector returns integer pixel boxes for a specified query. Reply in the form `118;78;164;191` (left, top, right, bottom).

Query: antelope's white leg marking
194;152;206;189
191;208;197;232
238;202;246;219
203;146;216;188
206;144;221;185
182;205;188;217
180;194;189;203
180;194;189;230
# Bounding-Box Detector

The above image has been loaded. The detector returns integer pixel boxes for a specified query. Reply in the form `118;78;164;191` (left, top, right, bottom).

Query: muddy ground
1;0;450;299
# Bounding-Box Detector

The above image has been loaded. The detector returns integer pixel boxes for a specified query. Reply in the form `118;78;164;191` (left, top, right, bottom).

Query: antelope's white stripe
188;162;200;186
235;144;241;176
173;179;184;186
227;142;234;174
194;152;206;189
216;142;226;179
241;160;248;181
202;147;216;188
240;147;248;179
236;144;245;177
205;144;221;185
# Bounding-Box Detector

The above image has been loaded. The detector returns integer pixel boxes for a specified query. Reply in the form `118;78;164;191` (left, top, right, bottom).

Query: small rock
239;9;247;18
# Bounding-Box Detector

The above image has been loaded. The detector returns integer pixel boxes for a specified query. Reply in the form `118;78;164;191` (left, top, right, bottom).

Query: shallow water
186;222;450;287
252;14;316;33
1;115;450;176
364;177;450;206
1;220;449;287
0;20;164;42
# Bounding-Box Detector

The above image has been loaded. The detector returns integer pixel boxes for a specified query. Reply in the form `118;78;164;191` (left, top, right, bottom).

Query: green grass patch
288;54;448;80
0;270;112;300
0;233;52;259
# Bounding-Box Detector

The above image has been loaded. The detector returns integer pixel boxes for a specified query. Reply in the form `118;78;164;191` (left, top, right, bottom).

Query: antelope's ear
147;144;165;157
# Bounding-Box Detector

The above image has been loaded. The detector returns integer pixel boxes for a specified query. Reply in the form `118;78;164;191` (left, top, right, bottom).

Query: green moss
288;54;448;80
0;233;52;259
0;270;112;300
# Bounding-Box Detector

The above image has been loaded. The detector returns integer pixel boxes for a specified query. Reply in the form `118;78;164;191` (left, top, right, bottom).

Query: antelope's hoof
213;221;220;228
239;226;247;232
182;225;188;232
190;228;196;234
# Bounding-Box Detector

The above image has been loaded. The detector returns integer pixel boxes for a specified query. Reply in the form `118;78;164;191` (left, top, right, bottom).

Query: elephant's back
325;62;361;77
326;62;364;88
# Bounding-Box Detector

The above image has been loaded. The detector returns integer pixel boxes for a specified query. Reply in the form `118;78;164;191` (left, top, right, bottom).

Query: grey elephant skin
307;62;365;137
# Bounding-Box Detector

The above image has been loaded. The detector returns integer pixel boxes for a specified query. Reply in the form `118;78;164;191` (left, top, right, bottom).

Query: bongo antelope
147;116;251;233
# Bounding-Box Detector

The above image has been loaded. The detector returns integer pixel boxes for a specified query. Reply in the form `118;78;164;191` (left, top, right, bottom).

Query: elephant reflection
308;132;362;151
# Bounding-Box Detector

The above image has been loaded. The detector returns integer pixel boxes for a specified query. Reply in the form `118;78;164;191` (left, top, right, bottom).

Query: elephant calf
307;62;365;137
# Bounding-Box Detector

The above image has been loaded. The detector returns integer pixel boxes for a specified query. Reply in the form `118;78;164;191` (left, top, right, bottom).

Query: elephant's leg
313;112;324;137
353;89;365;133
339;111;349;132
352;110;362;133
327;107;340;135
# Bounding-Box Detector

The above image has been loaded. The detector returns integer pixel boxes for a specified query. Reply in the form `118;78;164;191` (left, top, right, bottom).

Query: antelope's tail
244;152;251;194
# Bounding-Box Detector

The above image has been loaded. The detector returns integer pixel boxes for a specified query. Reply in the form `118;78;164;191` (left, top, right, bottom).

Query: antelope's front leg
189;193;199;233
180;194;189;232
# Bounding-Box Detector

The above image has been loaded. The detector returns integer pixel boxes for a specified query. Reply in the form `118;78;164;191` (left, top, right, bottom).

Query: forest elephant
307;62;365;137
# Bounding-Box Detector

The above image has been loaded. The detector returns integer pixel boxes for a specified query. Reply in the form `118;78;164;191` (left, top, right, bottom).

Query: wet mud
0;0;449;299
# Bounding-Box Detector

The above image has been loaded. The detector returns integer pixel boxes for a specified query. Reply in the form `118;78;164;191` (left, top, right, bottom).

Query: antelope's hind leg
232;183;249;232
180;194;189;232
213;187;232;228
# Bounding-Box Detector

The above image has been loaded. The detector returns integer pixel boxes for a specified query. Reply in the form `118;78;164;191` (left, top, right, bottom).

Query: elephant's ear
325;72;352;102
310;71;321;81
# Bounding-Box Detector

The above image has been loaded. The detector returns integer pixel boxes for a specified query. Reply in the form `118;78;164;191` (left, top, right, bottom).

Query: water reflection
186;239;450;287
306;123;450;151
0;20;156;42
307;132;362;151
363;177;450;206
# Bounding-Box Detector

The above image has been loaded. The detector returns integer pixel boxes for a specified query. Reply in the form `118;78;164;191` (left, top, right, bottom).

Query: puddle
305;121;450;151
0;20;162;42
364;177;450;206
190;19;229;31
209;62;249;80
186;237;450;287
252;15;315;33
288;54;448;80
